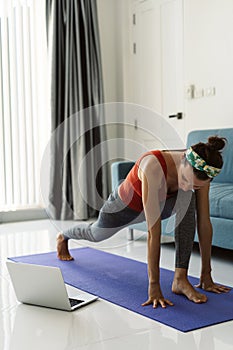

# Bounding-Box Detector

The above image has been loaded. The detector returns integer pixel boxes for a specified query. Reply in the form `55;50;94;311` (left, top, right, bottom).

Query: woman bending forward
57;136;230;308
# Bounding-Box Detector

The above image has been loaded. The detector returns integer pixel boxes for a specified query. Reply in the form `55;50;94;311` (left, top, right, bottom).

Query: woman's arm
195;183;212;276
139;156;174;308
195;184;230;293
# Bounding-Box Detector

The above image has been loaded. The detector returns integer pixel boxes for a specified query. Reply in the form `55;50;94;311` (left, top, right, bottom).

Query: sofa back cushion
111;161;135;191
186;128;233;184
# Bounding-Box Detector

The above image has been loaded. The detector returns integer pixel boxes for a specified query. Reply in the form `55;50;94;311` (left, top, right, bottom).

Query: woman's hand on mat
142;282;174;309
196;273;231;294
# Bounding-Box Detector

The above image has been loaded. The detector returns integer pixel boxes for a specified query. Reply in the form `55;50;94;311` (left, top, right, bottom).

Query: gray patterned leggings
63;189;196;269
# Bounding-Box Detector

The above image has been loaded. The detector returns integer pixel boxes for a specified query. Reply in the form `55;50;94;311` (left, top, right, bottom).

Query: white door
160;0;185;142
129;0;185;149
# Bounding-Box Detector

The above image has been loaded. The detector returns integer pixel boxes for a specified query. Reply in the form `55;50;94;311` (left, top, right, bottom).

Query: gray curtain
46;0;109;220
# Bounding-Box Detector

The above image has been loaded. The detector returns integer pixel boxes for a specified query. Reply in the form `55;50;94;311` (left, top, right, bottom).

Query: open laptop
6;260;98;311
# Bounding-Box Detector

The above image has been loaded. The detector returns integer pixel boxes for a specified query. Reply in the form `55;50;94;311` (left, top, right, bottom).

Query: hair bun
207;136;226;151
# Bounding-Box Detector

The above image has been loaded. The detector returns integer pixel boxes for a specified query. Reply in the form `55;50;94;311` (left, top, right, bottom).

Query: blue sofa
111;128;233;250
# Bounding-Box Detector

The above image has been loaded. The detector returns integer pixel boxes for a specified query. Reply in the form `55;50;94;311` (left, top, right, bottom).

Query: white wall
97;0;233;153
97;0;127;103
184;0;233;133
97;0;130;163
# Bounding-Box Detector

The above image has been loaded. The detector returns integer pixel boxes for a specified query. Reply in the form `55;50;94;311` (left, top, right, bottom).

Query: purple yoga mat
9;247;233;332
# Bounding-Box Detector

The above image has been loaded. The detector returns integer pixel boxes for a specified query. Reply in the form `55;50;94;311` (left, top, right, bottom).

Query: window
0;0;50;216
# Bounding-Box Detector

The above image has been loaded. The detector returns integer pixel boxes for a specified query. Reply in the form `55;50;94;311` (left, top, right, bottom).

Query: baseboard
0;208;48;223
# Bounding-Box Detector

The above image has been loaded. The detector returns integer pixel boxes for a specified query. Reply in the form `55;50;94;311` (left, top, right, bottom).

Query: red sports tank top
118;150;168;212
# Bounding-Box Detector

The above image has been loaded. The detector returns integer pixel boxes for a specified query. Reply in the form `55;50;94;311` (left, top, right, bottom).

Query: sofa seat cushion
209;183;233;220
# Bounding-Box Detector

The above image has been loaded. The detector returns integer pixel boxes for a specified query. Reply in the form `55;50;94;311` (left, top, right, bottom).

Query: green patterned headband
185;147;221;178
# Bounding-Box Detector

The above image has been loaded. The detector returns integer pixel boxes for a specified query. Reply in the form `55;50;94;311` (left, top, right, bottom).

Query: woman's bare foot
172;268;207;303
56;233;74;261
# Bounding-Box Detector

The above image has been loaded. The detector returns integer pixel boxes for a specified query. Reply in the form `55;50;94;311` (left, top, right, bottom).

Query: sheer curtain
46;0;109;220
0;0;49;220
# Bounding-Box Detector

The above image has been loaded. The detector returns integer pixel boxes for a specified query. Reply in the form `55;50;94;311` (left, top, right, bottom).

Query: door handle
168;112;183;119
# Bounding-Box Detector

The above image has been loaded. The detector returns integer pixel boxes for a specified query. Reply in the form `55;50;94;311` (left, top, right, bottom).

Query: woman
57;136;230;308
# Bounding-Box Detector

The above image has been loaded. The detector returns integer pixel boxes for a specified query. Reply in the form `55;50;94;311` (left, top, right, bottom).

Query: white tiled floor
0;219;233;350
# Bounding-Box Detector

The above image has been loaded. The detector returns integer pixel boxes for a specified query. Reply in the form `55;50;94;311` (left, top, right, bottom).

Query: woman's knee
90;222;119;242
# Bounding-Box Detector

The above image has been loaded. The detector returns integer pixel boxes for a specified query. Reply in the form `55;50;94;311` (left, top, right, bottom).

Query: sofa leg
127;228;134;241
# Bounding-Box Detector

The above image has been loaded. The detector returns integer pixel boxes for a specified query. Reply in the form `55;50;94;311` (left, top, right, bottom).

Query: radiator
0;0;49;211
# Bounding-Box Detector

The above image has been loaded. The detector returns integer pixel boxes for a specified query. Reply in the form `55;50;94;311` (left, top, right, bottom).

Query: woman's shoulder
137;150;166;174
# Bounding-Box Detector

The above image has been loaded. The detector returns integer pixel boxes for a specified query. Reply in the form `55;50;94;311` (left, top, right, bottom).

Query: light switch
194;88;204;98
185;85;195;99
205;87;216;97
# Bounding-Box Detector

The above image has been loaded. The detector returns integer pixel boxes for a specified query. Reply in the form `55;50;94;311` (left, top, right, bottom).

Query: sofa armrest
111;161;135;191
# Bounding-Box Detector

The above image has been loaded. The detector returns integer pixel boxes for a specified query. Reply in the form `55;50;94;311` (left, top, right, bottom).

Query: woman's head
178;136;226;191
188;136;226;180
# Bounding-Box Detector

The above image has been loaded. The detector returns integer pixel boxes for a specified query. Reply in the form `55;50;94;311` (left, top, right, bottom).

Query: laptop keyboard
69;298;84;307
